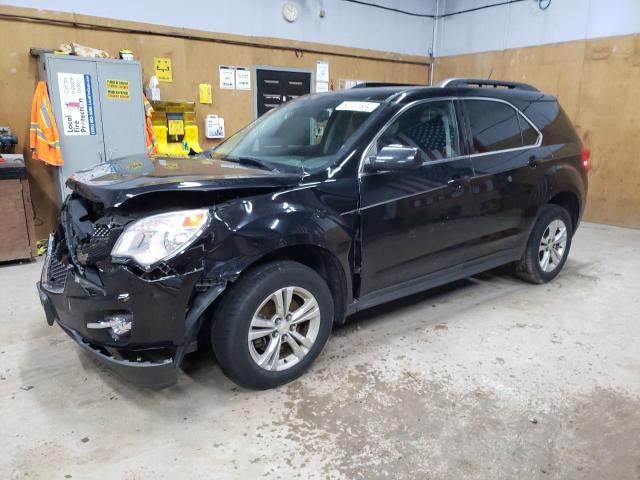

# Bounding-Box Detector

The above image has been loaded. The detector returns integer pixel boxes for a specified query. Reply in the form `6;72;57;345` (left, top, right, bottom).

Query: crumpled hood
66;154;303;208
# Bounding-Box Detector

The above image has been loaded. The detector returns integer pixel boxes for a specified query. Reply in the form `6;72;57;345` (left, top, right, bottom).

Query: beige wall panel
0;8;428;238
435;34;640;228
577;35;640;226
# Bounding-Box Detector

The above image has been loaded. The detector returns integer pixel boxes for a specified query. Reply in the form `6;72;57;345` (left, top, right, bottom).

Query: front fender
202;196;355;288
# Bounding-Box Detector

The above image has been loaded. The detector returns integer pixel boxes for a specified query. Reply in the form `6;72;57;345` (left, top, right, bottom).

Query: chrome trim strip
359;153;468;177
360;186;464;212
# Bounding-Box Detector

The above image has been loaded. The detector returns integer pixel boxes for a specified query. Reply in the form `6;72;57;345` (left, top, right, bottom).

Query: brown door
256;68;312;117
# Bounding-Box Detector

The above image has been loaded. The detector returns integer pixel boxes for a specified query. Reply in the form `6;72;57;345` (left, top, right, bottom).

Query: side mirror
365;145;423;172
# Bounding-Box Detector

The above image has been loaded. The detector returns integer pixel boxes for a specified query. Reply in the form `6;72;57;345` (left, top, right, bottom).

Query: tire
211;260;334;390
514;204;573;284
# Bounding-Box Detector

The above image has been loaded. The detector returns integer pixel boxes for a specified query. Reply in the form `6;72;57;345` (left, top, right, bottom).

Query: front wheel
211;260;334;389
514;205;573;284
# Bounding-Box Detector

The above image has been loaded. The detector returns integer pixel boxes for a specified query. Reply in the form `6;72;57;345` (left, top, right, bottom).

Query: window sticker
335;101;380;113
127;161;143;170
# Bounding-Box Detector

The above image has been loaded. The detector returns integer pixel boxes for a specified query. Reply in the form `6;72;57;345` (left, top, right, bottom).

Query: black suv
37;79;588;389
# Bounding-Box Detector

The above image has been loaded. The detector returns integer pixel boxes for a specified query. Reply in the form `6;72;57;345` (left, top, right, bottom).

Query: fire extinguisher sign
57;72;97;136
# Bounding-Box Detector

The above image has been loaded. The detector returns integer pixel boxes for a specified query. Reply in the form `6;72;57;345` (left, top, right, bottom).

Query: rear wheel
514;205;573;284
211;260;333;389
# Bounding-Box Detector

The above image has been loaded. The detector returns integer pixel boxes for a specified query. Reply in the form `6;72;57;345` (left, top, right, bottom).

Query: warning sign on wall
57;72;96;136
168;119;184;136
106;79;130;99
154;57;173;82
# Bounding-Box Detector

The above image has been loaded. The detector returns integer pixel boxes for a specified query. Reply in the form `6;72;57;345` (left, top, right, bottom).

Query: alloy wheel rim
538;219;568;272
248;286;321;371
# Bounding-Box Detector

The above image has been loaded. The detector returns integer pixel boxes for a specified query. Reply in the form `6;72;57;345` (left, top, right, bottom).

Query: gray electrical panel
38;54;146;198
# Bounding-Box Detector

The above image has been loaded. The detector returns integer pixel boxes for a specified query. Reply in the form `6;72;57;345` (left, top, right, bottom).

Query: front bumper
37;250;226;388
38;281;179;388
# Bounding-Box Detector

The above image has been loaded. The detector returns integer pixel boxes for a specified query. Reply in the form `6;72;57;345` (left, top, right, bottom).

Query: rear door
255;69;312;117
461;98;550;259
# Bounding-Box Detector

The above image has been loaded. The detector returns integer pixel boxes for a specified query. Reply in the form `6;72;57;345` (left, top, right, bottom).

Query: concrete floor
1;222;639;479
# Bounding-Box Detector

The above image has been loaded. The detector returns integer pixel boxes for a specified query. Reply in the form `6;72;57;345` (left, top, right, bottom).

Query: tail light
581;147;590;172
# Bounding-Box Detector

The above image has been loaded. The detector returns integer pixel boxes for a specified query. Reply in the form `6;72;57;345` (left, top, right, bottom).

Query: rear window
464;100;523;153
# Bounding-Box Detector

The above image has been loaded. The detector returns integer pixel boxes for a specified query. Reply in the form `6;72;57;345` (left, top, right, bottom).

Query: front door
358;100;475;295
255;68;312;117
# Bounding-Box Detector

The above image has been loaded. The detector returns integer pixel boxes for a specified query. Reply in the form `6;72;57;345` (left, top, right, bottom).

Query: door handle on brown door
528;155;539;168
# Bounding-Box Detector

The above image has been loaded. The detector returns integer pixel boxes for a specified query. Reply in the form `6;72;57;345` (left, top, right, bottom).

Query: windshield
206;95;383;172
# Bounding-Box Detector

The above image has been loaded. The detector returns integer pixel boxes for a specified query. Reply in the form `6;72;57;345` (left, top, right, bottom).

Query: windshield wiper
221;156;277;172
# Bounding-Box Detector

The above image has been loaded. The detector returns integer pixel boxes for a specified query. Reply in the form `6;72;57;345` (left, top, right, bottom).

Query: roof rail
351;82;421;89
437;78;539;92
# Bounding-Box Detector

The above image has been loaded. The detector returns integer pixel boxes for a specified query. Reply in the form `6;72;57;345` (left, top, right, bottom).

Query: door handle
448;175;464;190
528;155;540;168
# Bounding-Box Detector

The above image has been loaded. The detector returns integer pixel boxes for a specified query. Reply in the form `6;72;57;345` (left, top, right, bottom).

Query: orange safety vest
143;95;157;154
30;81;63;166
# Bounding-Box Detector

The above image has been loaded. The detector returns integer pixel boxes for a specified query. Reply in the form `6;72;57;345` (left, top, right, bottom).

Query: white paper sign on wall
315;82;329;93
316;61;329;83
57;72;97;136
205;115;225;138
219;66;235;89
235;67;251;90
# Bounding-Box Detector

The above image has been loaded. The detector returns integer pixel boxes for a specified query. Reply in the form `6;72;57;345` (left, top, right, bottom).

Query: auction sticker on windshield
335;101;380;113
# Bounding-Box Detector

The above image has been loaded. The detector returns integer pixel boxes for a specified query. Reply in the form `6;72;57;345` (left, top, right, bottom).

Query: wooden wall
0;5;430;238
434;34;640;228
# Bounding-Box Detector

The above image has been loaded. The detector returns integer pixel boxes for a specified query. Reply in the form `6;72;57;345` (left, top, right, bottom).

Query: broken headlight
111;209;210;269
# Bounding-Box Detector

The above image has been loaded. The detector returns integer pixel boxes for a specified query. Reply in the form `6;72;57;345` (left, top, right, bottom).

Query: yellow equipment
150;101;202;156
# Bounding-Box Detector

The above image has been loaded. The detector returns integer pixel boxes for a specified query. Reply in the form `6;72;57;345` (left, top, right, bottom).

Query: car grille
92;224;111;238
77;223;121;266
42;241;71;293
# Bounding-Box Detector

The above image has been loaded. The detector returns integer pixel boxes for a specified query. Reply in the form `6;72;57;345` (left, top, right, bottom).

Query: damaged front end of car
37;194;227;388
35;153;346;388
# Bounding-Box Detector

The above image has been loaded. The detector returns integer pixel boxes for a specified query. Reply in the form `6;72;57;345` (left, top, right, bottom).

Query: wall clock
282;2;299;22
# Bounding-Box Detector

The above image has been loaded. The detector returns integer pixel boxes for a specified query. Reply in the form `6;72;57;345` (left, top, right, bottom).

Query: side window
464;100;523;153
377;101;460;160
518;113;540;146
